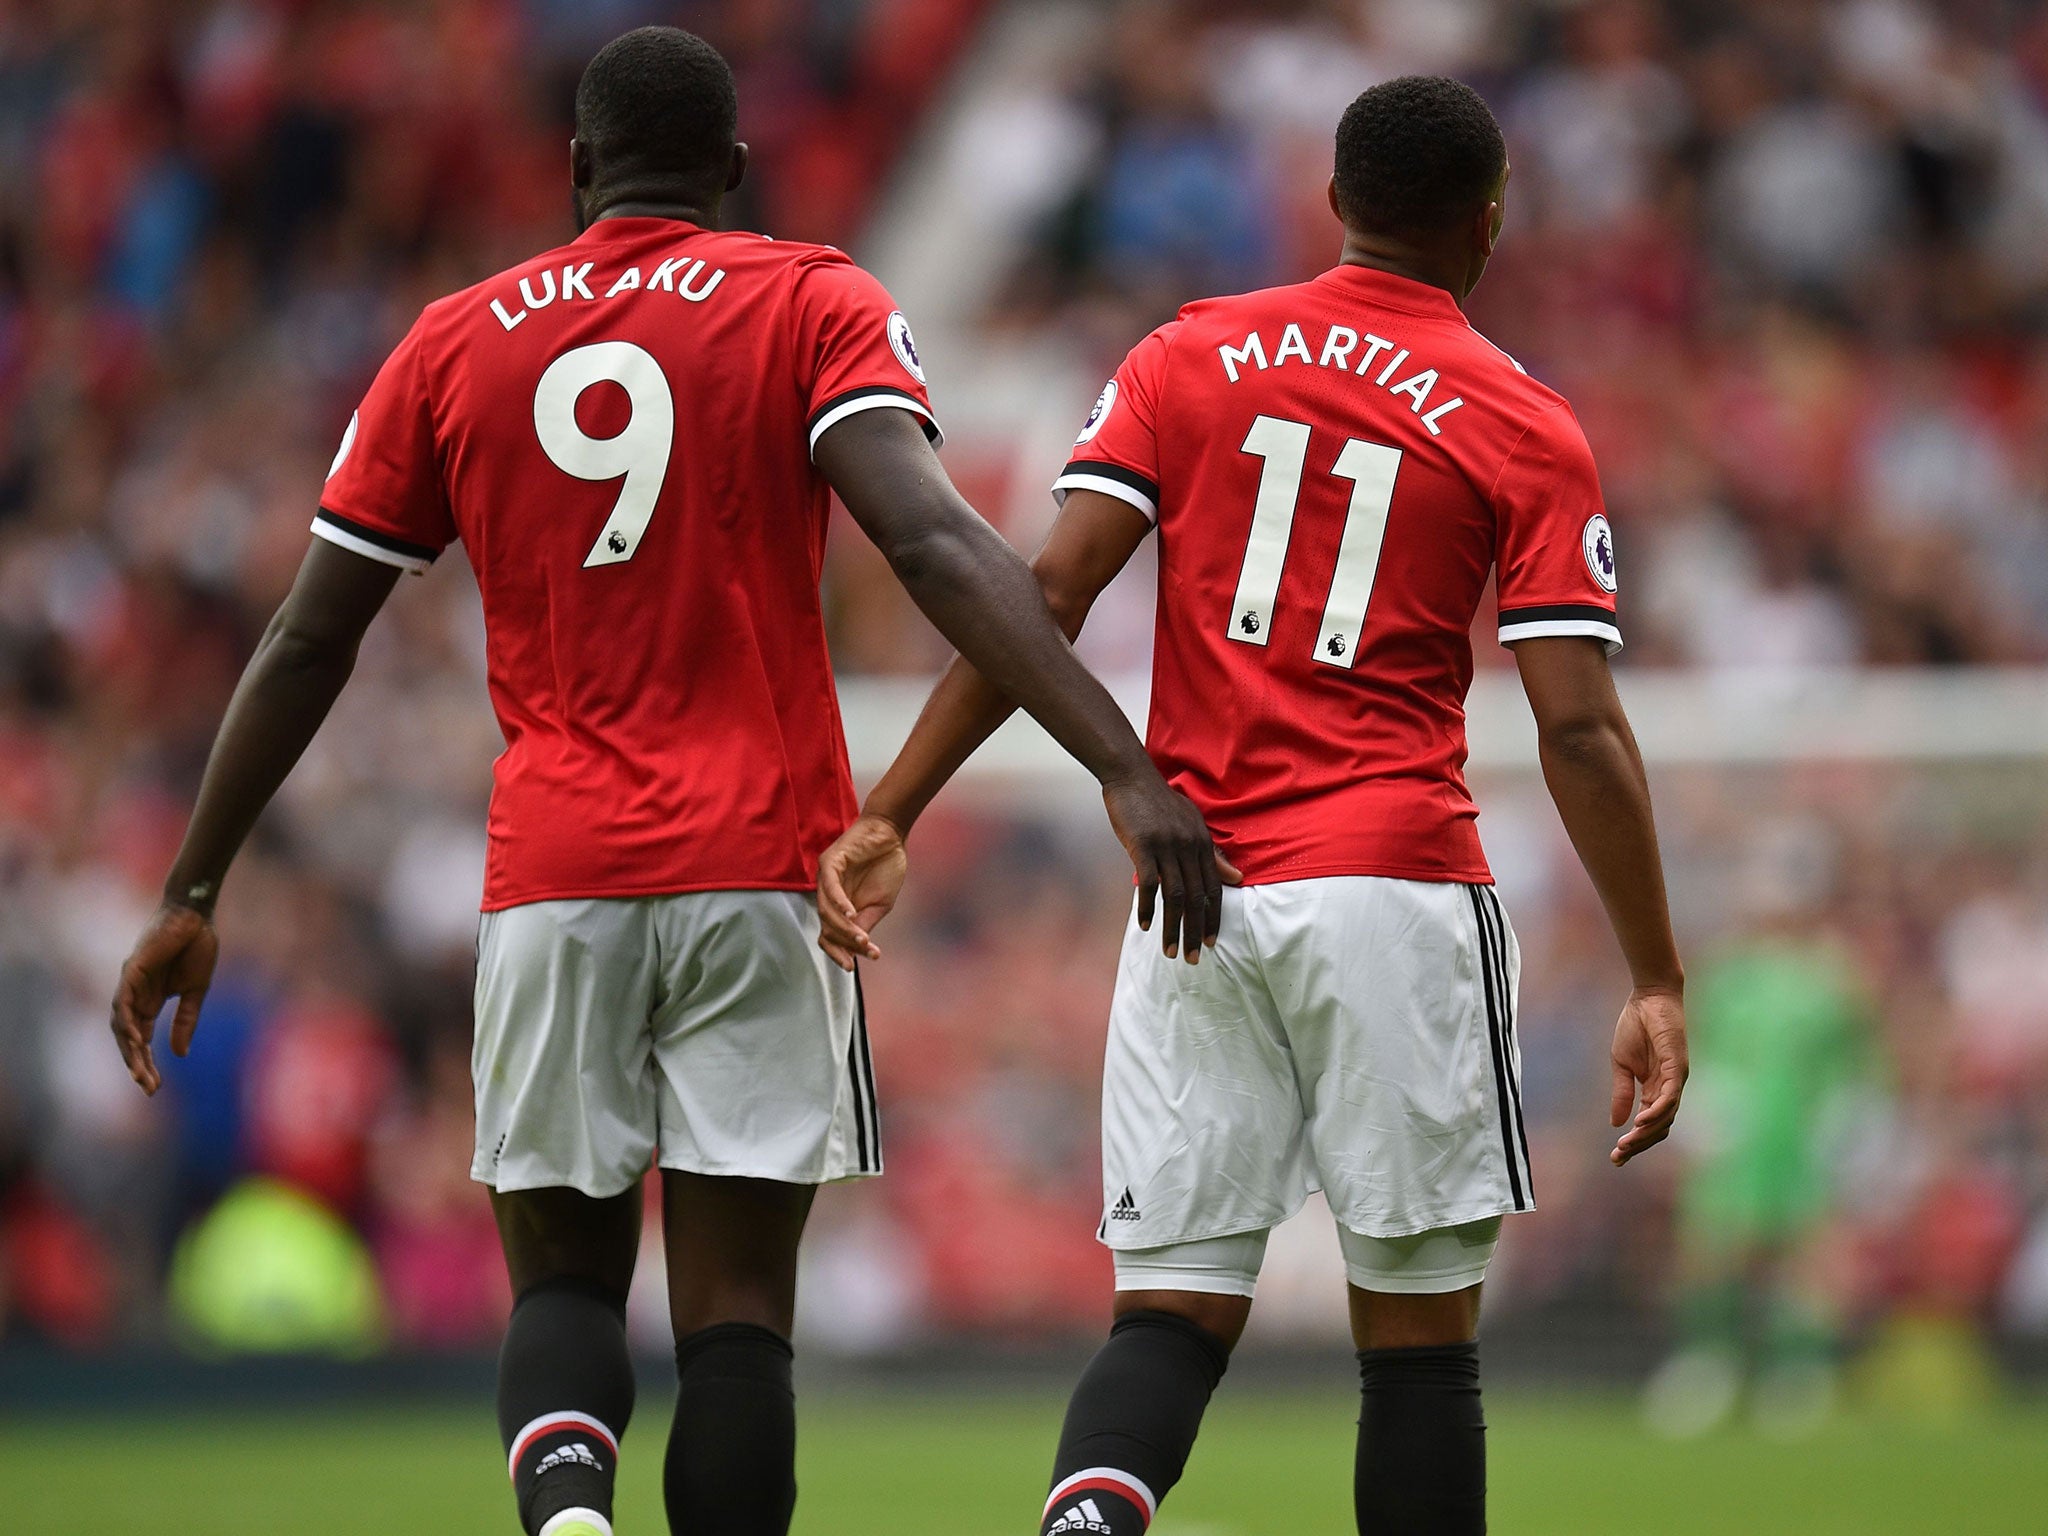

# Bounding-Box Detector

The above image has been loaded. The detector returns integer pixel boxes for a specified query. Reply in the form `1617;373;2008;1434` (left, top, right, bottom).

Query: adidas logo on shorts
1109;1188;1141;1222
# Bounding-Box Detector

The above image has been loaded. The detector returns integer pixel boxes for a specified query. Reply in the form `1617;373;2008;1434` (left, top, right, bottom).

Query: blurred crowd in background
3;0;2048;1421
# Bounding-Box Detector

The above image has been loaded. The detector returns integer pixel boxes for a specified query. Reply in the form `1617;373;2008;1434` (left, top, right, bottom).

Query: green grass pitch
3;1389;2042;1534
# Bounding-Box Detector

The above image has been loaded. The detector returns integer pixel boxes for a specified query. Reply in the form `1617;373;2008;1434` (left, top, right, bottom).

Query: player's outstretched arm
110;539;401;1095
813;485;1175;968
1512;635;1688;1166
816;412;1229;967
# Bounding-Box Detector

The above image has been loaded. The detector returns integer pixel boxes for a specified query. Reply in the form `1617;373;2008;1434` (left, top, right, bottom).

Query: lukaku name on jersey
487;252;732;329
319;220;940;911
112;28;1226;1536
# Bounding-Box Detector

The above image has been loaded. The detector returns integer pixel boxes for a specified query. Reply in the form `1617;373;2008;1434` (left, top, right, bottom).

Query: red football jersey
317;218;940;910
1055;264;1620;886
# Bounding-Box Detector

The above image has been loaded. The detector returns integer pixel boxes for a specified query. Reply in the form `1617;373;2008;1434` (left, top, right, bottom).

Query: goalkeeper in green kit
1644;907;1878;1437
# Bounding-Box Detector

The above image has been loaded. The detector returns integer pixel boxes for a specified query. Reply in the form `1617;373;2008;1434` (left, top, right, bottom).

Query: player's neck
1337;233;1469;308
580;197;722;231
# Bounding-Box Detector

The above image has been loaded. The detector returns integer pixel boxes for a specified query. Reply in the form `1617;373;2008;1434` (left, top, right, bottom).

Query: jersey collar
573;216;708;245
1318;263;1467;321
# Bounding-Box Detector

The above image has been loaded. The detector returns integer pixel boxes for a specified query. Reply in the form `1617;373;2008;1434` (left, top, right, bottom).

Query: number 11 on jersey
1229;414;1402;670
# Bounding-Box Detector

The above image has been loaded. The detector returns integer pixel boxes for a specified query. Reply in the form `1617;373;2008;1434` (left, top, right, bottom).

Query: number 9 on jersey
533;340;676;568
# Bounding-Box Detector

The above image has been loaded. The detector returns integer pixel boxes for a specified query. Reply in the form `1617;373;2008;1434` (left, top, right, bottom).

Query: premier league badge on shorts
887;310;926;383
1076;380;1118;444
1582;513;1617;593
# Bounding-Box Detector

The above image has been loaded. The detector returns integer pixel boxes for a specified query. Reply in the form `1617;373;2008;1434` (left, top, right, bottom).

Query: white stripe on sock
1044;1466;1158;1521
508;1411;620;1479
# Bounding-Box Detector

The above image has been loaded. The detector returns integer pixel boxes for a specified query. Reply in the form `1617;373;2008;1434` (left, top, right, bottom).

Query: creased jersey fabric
1055;264;1620;885
317;218;939;909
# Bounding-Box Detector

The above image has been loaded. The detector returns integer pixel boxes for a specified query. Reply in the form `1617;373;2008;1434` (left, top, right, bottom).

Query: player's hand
1609;985;1687;1166
817;814;909;971
110;902;220;1097
1102;770;1242;965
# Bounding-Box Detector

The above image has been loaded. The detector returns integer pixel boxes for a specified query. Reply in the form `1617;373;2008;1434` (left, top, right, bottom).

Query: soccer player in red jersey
106;28;1223;1536
818;77;1689;1535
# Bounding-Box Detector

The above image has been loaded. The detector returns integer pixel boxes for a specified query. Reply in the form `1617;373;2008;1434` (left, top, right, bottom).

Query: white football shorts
471;890;880;1198
1111;1216;1504;1298
1098;876;1531;1251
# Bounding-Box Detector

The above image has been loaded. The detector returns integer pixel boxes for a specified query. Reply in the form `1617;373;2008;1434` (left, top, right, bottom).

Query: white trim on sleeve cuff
1051;472;1159;522
806;391;943;456
1497;617;1623;655
309;517;433;575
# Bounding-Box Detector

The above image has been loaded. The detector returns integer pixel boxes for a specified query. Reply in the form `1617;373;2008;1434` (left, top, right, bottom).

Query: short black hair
574;27;738;195
1334;76;1506;238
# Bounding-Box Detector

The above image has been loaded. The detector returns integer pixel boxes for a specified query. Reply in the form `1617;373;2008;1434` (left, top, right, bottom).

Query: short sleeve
792;254;942;458
314;320;456;575
1051;323;1176;523
1492;402;1622;654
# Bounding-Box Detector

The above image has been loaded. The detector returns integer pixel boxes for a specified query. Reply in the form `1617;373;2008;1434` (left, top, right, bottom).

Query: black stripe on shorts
1477;886;1534;1193
846;969;882;1174
1468;885;1529;1210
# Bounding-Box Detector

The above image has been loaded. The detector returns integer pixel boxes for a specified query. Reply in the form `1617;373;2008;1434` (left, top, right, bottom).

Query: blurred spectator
3;0;2048;1369
984;0;2048;670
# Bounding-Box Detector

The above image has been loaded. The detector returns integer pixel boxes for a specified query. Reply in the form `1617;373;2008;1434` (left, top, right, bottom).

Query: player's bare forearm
1539;728;1680;990
163;539;401;913
864;487;1151;834
1515;640;1682;992
815;660;1015;970
819;413;1148;788
114;537;398;1093
817;411;1226;961
1514;635;1687;1163
863;656;1021;834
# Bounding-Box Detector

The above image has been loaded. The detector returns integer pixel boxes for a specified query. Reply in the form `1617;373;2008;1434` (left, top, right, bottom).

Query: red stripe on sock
509;1413;620;1479
1051;1477;1152;1529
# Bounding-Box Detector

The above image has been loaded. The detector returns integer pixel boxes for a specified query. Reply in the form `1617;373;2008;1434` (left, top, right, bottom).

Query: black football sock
497;1277;637;1534
665;1322;798;1536
1355;1340;1485;1535
1040;1309;1230;1535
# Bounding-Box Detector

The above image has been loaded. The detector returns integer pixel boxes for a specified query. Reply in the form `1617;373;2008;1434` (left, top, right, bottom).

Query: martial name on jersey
1052;263;1619;889
1212;321;1469;437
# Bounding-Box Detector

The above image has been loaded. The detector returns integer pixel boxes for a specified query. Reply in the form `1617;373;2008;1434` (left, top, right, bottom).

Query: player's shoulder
1422;320;1594;468
416;225;858;328
706;231;895;296
1168;277;1322;334
1141;278;1325;371
1453;323;1570;413
756;235;864;271
406;238;591;342
721;234;915;319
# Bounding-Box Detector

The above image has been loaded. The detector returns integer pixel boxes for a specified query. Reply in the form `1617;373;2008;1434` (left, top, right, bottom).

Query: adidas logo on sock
532;1441;604;1476
1048;1498;1115;1534
1109;1188;1141;1222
